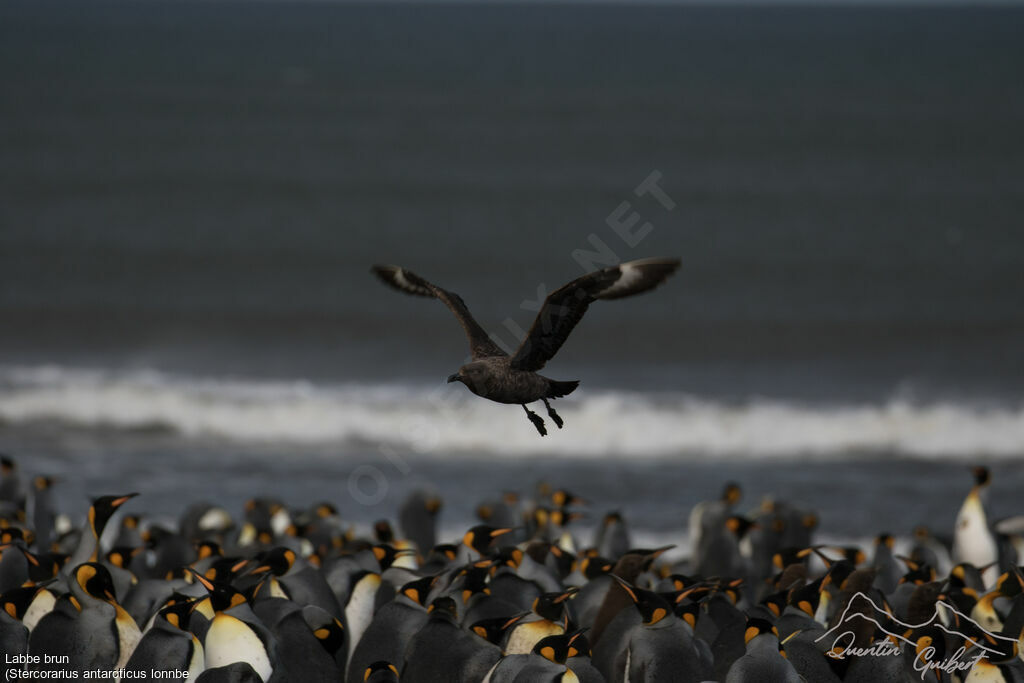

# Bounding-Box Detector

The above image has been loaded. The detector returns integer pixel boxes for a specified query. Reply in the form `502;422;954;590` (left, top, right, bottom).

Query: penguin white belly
23;589;56;633
345;573;382;661
204;613;273;682
187;635;205;679
113;605;143;671
953;494;999;587
504;621;564;655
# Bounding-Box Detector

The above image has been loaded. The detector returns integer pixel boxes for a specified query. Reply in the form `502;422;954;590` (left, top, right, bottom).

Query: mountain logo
814;591;1016;678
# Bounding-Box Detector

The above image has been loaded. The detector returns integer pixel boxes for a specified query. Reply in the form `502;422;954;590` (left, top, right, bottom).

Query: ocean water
1;1;1023;545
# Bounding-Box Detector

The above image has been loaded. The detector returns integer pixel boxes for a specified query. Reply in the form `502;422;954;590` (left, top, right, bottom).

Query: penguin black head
994;567;1024;598
426;543;460;565
721;481;742;505
33;475;55;492
142;524;175;549
566;629;591;658
724;515;756;539
476;503;495;522
757;589;788;618
772;561;808;593
547;544;576;578
719;577;745;605
105;546;141;570
899;558;937;586
875;533;895;550
839;567;877;594
422;495;442;516
551;489;587;508
88;493;138;538
243;497;285;544
426;596;458;621
373;544;414;570
0;528;27;544
580;556;614;580
972;466;991;487
548;508;584;529
312;502;338;519
195;540;223;561
909;625;949;671
250;546;297;577
158;599;195;631
455;562;492;603
399;575;437;607
818;545;866;567
310;615;347;658
469;613;528;644
611;575;673;626
29;551;67;581
190;568;248;613
743;617;779;645
602;511;624;526
532;587;578;622
612;545;674;581
533;630;585;665
1;585;42;620
821;559;857;590
462;525;513;555
373;520;395;544
772;546;812;571
786;581;821;618
489;545;524;571
0;456;14;475
362;661;399;683
73;562;118;602
673;598;700;629
201;556;250;585
672;582;712;607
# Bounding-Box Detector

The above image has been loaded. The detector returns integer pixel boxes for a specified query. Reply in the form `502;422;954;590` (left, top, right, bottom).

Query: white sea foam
1;364;1021;459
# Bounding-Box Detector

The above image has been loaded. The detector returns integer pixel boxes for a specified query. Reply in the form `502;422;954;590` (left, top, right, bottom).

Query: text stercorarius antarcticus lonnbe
372;258;680;435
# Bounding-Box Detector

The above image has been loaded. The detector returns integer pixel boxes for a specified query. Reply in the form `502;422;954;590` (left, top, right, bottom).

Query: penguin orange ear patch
77;564;98;585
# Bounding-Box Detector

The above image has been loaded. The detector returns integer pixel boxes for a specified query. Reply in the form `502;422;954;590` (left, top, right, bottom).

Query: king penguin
67;493;138;568
402;596;502;683
724;618;802;683
29;562;141;672
953;466;1000;589
346;575;432;683
124;599;205;677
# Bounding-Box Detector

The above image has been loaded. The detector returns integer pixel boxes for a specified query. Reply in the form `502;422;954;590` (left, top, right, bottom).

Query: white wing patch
595;262;645;299
391;267;432;296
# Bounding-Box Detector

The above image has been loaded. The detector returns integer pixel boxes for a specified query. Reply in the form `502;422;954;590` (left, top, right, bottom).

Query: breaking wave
1;365;1021;459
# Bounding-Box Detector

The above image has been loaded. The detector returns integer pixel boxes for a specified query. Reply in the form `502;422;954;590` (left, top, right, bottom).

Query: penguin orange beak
447;374;460;383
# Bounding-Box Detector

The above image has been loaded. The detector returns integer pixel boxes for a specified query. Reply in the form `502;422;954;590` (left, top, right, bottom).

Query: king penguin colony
1;456;1023;683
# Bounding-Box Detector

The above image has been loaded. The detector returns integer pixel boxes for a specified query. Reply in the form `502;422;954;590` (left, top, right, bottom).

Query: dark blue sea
1;1;1023;550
